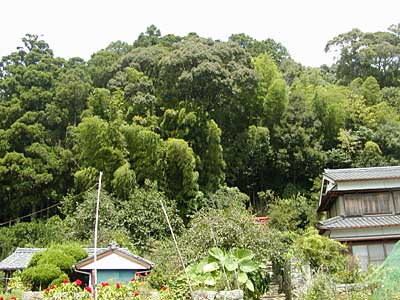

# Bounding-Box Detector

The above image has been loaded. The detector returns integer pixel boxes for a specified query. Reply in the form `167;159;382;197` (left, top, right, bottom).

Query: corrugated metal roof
324;166;400;182
317;215;400;230
0;246;153;271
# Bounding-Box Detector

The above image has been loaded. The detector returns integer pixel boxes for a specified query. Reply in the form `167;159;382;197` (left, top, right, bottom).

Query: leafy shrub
336;286;374;300
0;290;23;300
185;247;269;300
146;239;182;289
200;186;249;209
290;228;347;275
28;244;87;272
22;243;87;290
62;181;183;251
0;216;75;261
334;256;365;284
182;206;269;262
50;273;69;287
303;271;336;300
30;249;76;270
148;206;268;290
267;193;317;232
22;264;63;290
57;243;88;261
44;279;90;300
6;270;30;291
43;278;179;300
119;181;184;251
61;190;122;241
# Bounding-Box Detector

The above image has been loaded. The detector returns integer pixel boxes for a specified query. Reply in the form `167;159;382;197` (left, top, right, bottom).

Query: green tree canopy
326;25;400;86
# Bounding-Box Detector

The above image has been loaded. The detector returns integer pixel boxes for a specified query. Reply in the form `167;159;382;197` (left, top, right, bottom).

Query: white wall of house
329;226;400;241
337;179;400;191
80;253;148;270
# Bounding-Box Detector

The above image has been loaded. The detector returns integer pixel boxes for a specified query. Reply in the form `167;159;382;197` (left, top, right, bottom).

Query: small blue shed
74;242;153;285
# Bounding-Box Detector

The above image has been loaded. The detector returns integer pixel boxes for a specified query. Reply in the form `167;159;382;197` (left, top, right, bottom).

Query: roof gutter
334;234;400;242
73;265;93;287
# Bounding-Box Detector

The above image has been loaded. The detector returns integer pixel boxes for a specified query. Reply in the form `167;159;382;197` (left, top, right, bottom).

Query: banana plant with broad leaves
185;247;269;299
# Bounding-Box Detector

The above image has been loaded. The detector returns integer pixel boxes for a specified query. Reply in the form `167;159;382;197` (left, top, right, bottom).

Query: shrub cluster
21;243;87;290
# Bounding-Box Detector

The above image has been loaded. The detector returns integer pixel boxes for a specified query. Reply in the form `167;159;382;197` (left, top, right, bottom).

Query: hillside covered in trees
1;24;400;256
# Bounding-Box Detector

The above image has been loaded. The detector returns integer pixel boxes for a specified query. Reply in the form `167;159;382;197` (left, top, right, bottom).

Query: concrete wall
191;290;243;300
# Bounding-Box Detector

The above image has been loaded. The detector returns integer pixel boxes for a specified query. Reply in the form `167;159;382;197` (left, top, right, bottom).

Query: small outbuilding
0;241;153;288
0;248;44;289
74;241;153;285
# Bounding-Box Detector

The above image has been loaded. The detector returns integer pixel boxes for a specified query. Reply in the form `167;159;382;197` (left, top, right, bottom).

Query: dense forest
1;23;400;259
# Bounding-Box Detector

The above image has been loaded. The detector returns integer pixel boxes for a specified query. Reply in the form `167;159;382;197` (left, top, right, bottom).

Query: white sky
1;0;399;67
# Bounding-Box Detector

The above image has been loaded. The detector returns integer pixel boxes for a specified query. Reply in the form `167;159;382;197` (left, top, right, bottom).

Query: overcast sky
1;0;399;67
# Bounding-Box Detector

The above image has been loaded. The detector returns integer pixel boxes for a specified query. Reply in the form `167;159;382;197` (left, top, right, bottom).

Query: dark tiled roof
0;245;153;271
324;166;400;182
84;247;122;257
317;215;400;230
114;248;154;267
0;248;44;270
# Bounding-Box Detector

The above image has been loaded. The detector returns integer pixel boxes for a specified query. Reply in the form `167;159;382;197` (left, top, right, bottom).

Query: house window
329;201;338;218
344;192;392;216
368;244;385;266
352;245;368;271
384;243;395;255
362;192;391;215
393;191;400;213
351;242;396;271
344;194;363;215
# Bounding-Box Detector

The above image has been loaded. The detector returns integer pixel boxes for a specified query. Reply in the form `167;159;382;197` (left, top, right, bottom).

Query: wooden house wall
341;191;395;216
328;196;345;218
393;191;400;214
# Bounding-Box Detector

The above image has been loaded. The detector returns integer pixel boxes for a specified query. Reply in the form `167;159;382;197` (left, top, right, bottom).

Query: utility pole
93;171;103;300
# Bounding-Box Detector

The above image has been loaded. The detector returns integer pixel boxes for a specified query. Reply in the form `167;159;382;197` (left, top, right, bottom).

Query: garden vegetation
2;23;400;299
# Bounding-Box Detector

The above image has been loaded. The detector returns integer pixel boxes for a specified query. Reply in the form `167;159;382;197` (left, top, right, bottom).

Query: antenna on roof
93;171;103;300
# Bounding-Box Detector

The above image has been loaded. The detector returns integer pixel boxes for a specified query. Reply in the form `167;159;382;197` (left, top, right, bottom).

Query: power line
0;202;60;226
0;184;98;227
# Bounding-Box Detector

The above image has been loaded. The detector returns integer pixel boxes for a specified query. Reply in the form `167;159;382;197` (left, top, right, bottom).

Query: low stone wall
290;259;311;300
335;282;372;296
22;292;43;300
191;290;243;300
23;290;243;300
291;270;372;299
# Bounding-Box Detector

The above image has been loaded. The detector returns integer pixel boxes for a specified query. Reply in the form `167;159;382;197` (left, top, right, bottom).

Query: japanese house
316;166;400;270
